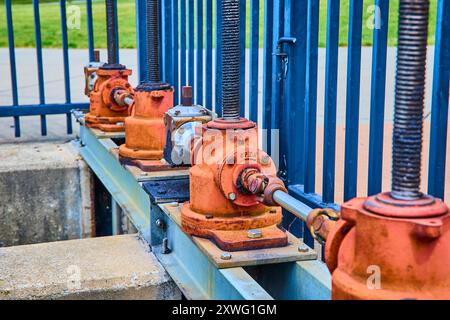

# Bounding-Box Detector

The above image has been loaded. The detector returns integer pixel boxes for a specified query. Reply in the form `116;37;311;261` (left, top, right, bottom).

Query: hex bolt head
247;229;263;239
298;244;309;253
228;192;237;201
220;253;232;260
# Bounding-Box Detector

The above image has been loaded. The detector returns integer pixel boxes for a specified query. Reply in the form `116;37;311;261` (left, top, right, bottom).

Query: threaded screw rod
391;0;430;200
105;0;119;66
221;0;241;121
146;0;161;83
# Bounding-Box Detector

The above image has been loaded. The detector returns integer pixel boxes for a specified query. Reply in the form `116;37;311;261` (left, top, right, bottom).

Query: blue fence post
87;0;95;61
322;0;340;204
162;0;172;84
188;0;195;91
262;0;273;152
239;0;246;117
59;0;72;134
33;0;47;136
367;0;390;196
171;0;179;104
268;0;284;157
136;0;148;82
343;0;363;201
5;0;20;137
215;0;223;117
196;0;204;105
428;0;450;199
281;0;308;242
249;0;259;123
282;0;307;186
205;0;213;110
181;0;187;88
303;0;320;194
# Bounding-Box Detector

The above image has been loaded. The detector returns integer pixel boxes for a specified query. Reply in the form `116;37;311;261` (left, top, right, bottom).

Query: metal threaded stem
221;0;240;121
146;0;160;83
105;0;118;65
391;0;429;200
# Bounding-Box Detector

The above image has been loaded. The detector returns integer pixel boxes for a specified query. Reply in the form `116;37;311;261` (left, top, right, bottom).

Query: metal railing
2;0;450;248
1;0;97;137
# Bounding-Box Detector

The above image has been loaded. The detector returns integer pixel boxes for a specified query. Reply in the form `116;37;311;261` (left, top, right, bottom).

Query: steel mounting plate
160;203;318;269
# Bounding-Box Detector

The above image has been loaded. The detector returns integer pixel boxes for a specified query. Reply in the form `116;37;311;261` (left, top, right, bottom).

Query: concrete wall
0;234;181;300
0;141;92;247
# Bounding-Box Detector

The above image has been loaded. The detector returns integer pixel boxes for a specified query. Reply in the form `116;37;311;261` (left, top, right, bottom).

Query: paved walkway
1;47;448;204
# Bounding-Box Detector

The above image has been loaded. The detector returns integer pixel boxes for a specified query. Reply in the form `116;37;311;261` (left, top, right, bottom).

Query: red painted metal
181;118;288;251
118;87;173;169
85;68;134;132
317;193;450;299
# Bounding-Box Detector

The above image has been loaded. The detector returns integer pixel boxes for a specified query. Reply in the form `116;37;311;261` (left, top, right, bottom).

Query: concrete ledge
0;140;92;246
0;234;181;300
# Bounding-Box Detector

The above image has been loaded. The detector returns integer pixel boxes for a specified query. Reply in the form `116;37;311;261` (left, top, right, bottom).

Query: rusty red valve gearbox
181;118;289;251
84;67;134;132
84;1;134;132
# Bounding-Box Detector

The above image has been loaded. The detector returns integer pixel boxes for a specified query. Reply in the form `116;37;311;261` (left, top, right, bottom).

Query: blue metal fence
1;0;97;137
2;0;450;244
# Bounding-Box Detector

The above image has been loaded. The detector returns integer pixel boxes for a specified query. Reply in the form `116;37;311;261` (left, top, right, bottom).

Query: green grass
0;0;437;49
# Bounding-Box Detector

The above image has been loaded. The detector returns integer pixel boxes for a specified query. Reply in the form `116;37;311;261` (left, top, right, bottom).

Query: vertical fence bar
343;0;363;201
428;0;450;199
283;0;307;185
249;0;259;123
262;0;273;151
162;0;172;83
268;0;283;157
33;0;47;136
136;0;148;82
196;0;204;105
188;0;195;90
205;0;213;110
60;0;72;134
304;0;320;194
215;0;223;117
181;0;187;87
172;0;179;104
5;0;20;137
239;0;246;117
367;0;389;196
322;0;340;203
86;0;95;61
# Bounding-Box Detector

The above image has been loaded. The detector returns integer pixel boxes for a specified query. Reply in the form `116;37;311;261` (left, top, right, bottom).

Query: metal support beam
78;124;331;300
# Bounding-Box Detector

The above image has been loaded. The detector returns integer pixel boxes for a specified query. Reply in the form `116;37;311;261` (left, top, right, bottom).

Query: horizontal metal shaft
272;190;312;221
